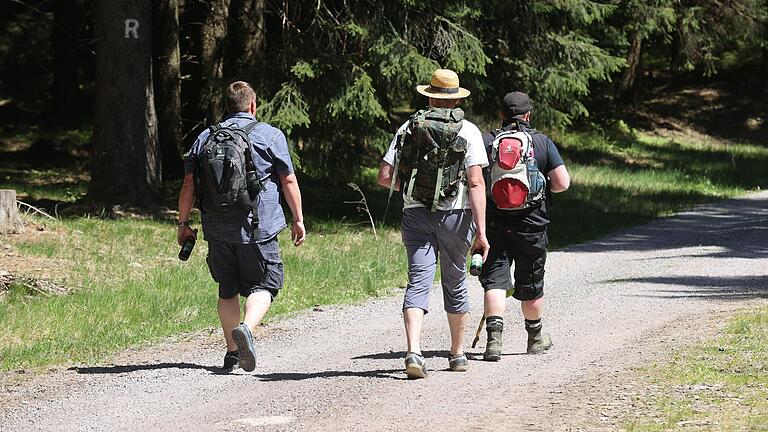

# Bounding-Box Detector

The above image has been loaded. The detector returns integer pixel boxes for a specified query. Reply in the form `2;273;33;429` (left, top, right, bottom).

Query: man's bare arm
466;165;490;261
377;161;399;191
548;165;570;193
279;173;306;247
177;173;196;245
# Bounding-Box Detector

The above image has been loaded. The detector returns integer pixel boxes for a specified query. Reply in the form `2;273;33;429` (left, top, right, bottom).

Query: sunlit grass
547;128;768;246
0;217;405;370
623;308;768;431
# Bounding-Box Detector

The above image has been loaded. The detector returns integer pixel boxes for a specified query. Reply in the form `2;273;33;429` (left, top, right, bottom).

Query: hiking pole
471;315;486;348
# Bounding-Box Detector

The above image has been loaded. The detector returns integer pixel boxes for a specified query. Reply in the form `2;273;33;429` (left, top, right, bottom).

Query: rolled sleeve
269;130;294;176
184;131;209;175
545;138;565;173
383;122;409;166
462;121;489;169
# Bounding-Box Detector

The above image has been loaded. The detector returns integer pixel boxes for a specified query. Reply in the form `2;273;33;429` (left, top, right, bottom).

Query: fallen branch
17;200;58;221
0;270;69;298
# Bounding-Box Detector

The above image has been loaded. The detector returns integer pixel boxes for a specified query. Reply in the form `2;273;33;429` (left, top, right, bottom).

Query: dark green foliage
0;0;766;187
253;1;491;181
474;1;624;126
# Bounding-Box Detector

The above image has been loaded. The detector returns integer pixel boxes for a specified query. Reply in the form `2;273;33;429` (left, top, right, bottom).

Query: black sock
486;315;504;330
525;319;542;331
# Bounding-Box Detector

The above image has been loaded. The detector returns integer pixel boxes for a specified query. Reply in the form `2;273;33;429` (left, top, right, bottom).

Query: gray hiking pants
401;207;474;314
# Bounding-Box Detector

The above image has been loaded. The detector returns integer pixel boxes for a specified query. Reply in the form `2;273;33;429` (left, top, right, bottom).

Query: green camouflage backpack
390;107;467;212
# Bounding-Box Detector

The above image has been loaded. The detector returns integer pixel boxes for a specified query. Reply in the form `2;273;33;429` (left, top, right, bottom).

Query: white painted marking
232;416;296;426
124;19;139;39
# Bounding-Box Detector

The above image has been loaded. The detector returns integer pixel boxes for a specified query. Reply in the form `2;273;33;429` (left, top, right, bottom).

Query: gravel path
2;191;767;431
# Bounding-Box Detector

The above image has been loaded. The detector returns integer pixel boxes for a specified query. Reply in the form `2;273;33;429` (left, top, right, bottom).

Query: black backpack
195;121;265;228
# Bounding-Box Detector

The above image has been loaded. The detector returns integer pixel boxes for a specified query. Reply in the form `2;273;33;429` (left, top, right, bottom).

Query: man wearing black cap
479;91;570;360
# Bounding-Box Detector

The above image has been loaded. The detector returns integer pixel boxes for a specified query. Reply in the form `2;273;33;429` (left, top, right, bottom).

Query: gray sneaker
448;353;469;372
526;326;552;354
222;350;239;371
232;323;257;372
404;352;428;379
484;320;503;361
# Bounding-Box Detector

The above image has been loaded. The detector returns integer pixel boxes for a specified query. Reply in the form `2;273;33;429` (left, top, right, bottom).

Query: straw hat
416;69;471;99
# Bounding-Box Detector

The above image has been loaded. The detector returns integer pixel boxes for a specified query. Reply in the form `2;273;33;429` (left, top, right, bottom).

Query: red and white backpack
489;129;546;210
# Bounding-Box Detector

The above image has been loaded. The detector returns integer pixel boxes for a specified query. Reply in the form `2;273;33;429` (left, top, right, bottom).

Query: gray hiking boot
232;323;257;372
448;353;469;372
484;317;503;361
526;325;552;354
404;352;428;379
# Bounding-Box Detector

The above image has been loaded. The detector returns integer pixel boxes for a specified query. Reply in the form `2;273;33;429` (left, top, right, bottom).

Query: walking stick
471;315;486;348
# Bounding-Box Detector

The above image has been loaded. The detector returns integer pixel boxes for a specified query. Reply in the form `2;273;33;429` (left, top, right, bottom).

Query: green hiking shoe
526;326;552;354
483;318;503;361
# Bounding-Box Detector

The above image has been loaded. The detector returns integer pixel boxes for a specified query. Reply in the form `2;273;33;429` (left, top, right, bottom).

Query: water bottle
246;168;260;201
469;252;483;276
178;229;198;261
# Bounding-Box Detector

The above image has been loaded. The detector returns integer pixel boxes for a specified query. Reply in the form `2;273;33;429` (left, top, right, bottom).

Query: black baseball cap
502;91;532;116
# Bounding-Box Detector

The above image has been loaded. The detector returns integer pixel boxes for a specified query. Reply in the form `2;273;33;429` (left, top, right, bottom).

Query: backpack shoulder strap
383;130;407;224
242;121;261;134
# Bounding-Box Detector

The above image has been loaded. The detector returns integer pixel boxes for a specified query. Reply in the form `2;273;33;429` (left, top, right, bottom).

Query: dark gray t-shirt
184;113;294;243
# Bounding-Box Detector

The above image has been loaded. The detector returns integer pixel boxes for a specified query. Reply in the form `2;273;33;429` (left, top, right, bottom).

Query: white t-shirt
383;119;488;211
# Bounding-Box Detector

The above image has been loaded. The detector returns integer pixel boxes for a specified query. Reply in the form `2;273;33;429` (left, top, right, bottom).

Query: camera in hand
178;229;198;261
469;252;483;276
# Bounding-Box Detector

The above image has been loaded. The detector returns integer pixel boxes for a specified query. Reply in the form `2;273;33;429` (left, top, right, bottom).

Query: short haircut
224;81;256;113
501;112;529;126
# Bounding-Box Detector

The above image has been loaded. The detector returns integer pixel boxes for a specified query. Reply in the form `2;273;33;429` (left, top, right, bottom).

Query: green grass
622;308;768;431
0;217;404;370
1;123;768;370
547;126;768;246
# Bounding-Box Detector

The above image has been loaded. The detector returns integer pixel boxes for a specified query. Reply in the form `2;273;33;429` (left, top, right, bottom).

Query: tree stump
0;190;25;234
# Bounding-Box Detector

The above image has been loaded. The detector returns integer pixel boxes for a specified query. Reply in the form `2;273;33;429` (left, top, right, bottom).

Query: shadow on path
571;194;768;259
254;369;404;381
604;275;768;300
70;362;223;375
352;350;447;361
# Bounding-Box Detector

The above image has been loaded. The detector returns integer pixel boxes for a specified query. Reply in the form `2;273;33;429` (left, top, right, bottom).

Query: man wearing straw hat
377;69;489;379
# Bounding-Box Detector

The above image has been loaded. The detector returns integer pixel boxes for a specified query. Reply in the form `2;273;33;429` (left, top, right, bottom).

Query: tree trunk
618;31;643;102
224;0;266;84
263;1;286;92
51;0;85;125
186;0;231;126
152;0;183;180
0;190;24;234
90;0;160;205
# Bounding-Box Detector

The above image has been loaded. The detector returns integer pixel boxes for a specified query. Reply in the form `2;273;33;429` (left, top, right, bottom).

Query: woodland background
1;0;765;206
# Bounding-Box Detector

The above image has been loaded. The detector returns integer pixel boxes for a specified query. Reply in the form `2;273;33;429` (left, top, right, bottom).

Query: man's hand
472;233;490;262
177;224;196;246
291;221;306;247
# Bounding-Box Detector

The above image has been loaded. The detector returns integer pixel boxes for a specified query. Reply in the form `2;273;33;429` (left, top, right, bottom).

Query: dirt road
2;192;767;431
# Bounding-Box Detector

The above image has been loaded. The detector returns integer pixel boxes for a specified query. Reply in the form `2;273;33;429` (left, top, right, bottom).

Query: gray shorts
206;237;284;300
401;207;474;314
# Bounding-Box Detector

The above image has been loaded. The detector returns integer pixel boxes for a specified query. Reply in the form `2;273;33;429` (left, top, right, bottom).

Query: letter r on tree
124;19;139;39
